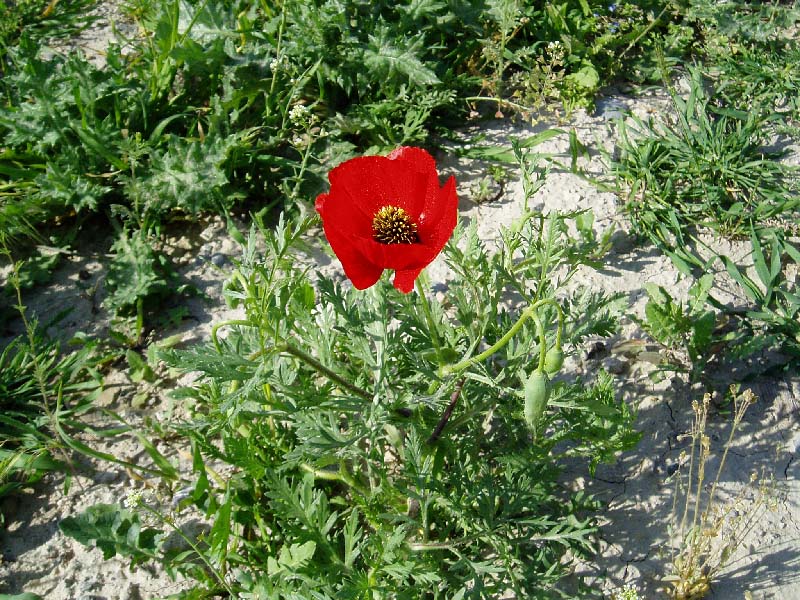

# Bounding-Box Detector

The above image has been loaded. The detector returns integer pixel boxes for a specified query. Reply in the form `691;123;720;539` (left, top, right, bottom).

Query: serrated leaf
126;349;156;383
691;311;716;357
59;504;161;563
644;300;676;345
364;34;440;86
267;541;319;578
643;283;670;306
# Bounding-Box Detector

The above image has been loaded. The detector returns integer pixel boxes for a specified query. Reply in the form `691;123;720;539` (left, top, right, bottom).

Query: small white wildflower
123;488;145;509
545;40;565;61
611;583;641;600
269;55;287;71
288;103;309;123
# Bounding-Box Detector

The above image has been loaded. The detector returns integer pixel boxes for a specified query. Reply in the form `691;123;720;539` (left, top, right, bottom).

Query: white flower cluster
610;583;641;600
123;487;150;509
289;103;311;125
123;488;143;508
545;40;565;62
269;54;288;72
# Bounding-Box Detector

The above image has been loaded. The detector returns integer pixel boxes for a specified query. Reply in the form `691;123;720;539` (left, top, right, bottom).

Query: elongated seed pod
543;347;564;375
524;369;550;436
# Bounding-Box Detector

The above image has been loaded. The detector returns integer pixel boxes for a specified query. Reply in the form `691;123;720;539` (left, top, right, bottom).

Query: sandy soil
1;6;798;599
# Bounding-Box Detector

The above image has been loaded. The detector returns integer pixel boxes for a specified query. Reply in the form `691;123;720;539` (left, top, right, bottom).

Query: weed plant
0;254;104;518
634;274;716;382
611;67;800;368
0;246;184;520
664;387;777;600
614;68;797;241
608;1;800;374
0;330;102;512
61;149;640;596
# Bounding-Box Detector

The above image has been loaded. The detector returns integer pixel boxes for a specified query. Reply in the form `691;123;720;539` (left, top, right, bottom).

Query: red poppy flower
315;146;457;293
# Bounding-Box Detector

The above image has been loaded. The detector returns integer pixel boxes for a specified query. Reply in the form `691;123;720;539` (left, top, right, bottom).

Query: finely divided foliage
66;204;637;597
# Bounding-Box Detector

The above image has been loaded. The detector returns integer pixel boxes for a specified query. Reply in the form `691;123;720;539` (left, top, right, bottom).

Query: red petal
315;192;327;214
418;175;457;246
392;267;424;293
328;156;430;223
387;146;436;172
350;236;437;271
320;219;383;289
389;147;440;227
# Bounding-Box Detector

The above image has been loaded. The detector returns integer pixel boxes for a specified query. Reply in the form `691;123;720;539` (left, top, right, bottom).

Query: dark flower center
372;205;419;244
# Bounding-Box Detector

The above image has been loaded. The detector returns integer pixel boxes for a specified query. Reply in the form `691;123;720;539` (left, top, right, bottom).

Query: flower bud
524;369;550;435
543;347;564;375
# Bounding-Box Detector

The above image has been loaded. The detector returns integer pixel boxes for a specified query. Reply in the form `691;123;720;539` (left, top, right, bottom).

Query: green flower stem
415;275;442;356
135;298;145;345
299;461;368;496
531;310;547;372
276;342;373;401
137;501;234;596
440;298;564;377
211;319;253;352
212;323;372;400
553;300;564;349
464;96;531;114
407;541;455;552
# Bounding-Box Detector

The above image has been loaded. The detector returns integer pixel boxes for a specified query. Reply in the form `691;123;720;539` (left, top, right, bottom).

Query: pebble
94;470;120;484
121;583;143;600
638;457;655;475
95;386;119;407
601;356;628;375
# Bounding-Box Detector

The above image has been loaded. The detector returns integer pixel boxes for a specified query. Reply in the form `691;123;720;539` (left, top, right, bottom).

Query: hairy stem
441;298;563;376
277;342;372;401
415;274;443;357
427;378;466;445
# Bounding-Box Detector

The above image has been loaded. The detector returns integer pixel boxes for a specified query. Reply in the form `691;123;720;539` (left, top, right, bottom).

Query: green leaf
643;283;670;306
130;430;178;480
691;311;716;358
750;228;773;295
364;33;440;86
126;349;156;383
644;300;675;345
720;255;763;304
267;541;317;576
207;494;232;564
59;504;161;563
343;508;362;569
566;64;599;91
687;274;713;312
